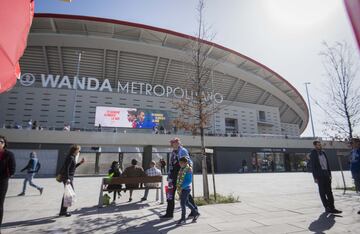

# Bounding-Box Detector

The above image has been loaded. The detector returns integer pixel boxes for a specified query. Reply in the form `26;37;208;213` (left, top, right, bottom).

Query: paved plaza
2;172;360;234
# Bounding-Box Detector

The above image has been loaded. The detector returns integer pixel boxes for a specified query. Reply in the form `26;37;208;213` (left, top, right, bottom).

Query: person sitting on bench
122;159;145;202
141;161;162;201
107;161;122;204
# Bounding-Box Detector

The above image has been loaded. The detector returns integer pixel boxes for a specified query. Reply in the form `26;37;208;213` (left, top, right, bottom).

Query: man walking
18;152;43;196
310;141;341;214
160;137;198;219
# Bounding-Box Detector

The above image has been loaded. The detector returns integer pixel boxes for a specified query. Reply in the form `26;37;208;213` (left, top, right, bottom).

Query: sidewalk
2;172;360;233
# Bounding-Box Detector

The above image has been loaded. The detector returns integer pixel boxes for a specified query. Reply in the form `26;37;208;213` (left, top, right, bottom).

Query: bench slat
103;187;160;192
103;176;162;184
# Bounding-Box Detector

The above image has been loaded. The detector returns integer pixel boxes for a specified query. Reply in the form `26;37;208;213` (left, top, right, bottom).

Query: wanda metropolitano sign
19;73;224;104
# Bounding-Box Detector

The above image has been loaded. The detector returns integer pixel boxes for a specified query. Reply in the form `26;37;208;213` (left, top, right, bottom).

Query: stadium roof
22;13;309;133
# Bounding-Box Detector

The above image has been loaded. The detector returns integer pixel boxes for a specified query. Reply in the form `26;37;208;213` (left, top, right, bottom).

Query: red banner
344;0;360;50
0;0;34;93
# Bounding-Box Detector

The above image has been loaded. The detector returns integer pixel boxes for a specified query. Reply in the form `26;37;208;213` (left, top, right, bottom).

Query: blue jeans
180;189;198;220
22;173;42;193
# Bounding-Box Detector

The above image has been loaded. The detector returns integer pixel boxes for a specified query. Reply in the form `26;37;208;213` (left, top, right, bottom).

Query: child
176;157;200;225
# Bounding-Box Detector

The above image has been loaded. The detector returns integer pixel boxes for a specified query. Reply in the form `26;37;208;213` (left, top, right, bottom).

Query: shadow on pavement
2;201;188;233
72;200;152;216
2;216;58;228
308;212;339;234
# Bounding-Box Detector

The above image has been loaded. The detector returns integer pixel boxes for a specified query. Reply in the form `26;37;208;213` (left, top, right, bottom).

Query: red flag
0;0;35;93
344;0;360;50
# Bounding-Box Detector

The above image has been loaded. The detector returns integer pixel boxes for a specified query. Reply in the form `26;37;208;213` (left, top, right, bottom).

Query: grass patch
194;193;240;206
335;186;356;191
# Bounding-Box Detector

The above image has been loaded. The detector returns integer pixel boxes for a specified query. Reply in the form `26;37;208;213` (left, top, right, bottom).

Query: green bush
194;193;240;206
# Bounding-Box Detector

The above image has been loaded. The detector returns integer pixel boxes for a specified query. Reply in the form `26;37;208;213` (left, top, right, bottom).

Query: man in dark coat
122;159;145;202
0;135;16;230
310;140;341;214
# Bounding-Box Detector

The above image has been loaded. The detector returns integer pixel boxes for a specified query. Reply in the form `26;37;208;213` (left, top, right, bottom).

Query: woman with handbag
59;144;85;217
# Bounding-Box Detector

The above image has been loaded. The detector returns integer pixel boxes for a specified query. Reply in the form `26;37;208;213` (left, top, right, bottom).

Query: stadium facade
0;14;350;175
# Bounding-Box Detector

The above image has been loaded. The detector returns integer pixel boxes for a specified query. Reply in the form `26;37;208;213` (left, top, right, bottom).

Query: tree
318;41;360;140
172;0;223;200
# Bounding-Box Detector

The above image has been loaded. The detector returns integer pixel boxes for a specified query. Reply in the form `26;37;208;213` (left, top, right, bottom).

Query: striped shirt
145;166;162;188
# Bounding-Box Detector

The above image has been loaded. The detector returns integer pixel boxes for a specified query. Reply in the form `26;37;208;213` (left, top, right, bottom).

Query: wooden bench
98;176;164;207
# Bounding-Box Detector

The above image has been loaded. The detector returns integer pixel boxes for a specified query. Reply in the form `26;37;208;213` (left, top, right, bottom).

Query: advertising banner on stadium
95;106;136;128
95;106;170;129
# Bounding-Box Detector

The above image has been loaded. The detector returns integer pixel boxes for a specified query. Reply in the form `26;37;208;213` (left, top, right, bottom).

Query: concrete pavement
1;172;360;233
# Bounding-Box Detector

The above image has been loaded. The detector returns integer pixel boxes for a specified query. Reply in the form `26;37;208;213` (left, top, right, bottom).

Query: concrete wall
0;86;297;136
0;129;351;176
0;128;348;149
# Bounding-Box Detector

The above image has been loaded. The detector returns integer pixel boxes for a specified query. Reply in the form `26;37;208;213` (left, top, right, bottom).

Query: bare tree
172;0;223;200
318;41;360;140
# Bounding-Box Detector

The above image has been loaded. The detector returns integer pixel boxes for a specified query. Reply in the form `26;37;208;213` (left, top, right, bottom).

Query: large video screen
95;106;170;129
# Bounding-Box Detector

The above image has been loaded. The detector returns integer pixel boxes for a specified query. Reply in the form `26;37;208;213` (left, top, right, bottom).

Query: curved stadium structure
0;14;308;136
3;14;345;175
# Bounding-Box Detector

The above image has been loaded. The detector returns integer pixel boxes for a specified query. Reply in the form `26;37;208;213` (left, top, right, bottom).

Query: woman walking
59;145;85;217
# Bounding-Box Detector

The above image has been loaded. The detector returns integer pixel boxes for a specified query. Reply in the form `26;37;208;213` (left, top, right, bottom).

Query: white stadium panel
85;21;113;36
45;46;62;75
19;46;47;75
104;49;118;85
281;108;299;123
30;18;52;32
118;51;157;83
153;57;170;84
56;19;87;34
236;83;263;104
212;71;236;98
266;95;283;108
164;60;188;87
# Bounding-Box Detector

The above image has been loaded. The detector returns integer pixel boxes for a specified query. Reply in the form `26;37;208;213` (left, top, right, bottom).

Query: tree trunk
200;126;210;200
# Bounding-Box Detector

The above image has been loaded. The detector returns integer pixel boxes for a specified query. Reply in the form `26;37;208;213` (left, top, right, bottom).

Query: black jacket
310;149;331;180
21;158;41;173
0;149;16;179
61;155;81;181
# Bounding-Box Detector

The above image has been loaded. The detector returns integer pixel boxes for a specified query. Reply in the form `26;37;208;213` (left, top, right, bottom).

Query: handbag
56;174;63;183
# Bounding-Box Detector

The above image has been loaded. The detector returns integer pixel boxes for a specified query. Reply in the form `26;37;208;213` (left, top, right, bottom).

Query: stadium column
118;152;124;170
143;145;152;170
95;152;101;174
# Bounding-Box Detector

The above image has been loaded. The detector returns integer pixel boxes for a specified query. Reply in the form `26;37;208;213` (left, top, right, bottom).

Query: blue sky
35;0;359;137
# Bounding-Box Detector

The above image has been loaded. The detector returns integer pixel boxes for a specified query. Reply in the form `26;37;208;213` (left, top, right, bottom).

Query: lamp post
71;51;83;129
304;82;315;137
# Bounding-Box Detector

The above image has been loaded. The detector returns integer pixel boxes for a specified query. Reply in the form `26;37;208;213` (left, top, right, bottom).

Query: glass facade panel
98;153;119;174
75;153;96;175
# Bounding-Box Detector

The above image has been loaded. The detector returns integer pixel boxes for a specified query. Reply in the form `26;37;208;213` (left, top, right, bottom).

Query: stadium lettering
35;74;224;103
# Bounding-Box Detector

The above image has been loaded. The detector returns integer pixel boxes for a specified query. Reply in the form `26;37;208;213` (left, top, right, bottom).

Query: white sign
19;73;224;104
95;106;136;128
20;73;36;86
